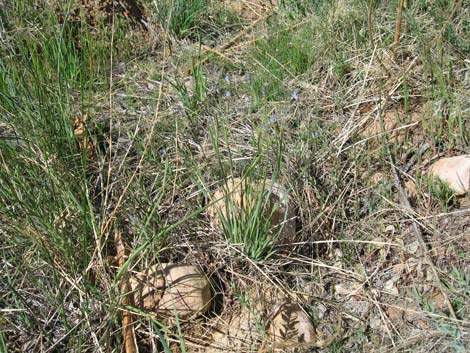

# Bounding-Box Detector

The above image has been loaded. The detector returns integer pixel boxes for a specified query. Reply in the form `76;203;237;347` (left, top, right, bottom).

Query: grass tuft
1;0;469;351
217;177;284;261
154;0;206;39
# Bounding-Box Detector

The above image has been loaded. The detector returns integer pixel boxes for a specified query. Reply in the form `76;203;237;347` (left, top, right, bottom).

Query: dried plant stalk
392;0;405;61
448;0;463;20
368;0;374;47
114;226;137;353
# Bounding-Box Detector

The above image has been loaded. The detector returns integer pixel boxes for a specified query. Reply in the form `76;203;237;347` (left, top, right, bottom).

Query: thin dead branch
114;225;138;353
392;0;405;61
367;0;374;47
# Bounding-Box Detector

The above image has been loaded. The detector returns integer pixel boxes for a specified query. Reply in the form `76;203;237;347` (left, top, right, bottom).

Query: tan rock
429;155;470;195
459;197;470;208
362;110;420;144
266;303;316;349
206;308;263;353
159;264;212;320
128;265;165;311
128;264;212;320
204;288;316;352
207;177;296;242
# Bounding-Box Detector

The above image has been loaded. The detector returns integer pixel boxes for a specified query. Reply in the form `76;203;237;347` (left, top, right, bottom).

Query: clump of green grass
1;22;93;353
246;1;367;102
414;288;468;352
217;177;284;261
154;0;243;42
204;96;286;261
251;24;313;100
421;175;456;210
0;2;149;351
278;0;319;16
0;6;92;267
171;44;207;123
153;0;206;39
448;267;470;320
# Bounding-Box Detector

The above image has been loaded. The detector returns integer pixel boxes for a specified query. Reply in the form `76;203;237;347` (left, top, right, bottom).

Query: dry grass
1;0;469;352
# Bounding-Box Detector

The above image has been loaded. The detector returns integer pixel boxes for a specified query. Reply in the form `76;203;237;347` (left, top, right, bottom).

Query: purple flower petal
311;131;321;138
291;89;299;100
224;73;231;84
225;90;231;98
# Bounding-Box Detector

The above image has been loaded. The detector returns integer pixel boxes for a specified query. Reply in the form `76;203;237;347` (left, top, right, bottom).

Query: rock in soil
429;155;470;195
207;177;296;242
203;289;317;352
129;263;212;321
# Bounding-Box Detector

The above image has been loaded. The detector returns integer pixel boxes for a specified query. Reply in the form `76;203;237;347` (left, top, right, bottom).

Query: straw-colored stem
114;226;137;353
392;0;405;61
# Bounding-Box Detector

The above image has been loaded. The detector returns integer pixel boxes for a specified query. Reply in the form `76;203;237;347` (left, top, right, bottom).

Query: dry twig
114;225;138;353
367;0;374;47
392;0;405;61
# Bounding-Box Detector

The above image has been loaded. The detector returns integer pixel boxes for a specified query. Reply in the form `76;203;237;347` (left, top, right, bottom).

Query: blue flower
224;73;231;84
311;131;321;138
225;90;231;98
269;115;278;124
128;215;139;225
291;89;299;100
